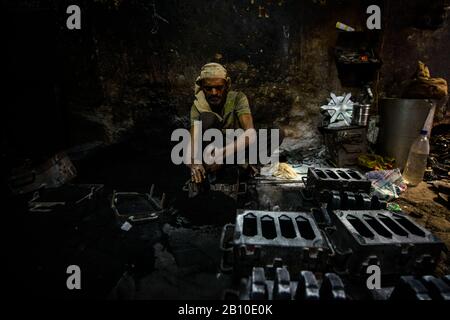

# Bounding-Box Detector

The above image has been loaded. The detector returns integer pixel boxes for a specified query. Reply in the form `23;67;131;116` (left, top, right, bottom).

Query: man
188;63;257;184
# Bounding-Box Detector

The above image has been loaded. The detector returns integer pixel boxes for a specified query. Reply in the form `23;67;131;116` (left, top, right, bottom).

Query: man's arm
218;113;257;161
188;106;207;183
188;126;206;183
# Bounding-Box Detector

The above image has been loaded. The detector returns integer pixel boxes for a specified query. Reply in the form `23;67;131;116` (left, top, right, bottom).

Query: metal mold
327;210;445;277
225;210;333;277
111;185;166;223
306;167;372;194
236;261;346;300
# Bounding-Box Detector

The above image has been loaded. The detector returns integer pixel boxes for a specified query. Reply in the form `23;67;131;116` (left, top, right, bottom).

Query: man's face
202;78;227;107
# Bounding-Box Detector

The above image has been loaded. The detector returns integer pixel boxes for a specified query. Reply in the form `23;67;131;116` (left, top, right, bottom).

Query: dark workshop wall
4;5;66;159
4;0;450;159
58;0;370;151
380;0;450;104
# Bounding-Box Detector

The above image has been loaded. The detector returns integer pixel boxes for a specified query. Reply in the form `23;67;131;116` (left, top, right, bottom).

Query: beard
206;96;223;106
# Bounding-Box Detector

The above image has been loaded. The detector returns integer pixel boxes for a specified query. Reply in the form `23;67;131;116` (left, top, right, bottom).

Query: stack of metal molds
223;167;446;299
225;260;449;301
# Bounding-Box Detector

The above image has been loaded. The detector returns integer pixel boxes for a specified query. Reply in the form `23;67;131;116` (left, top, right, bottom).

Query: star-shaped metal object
321;93;354;127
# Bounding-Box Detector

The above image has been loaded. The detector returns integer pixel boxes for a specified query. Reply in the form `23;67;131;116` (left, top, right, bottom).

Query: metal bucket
377;98;433;170
352;104;371;126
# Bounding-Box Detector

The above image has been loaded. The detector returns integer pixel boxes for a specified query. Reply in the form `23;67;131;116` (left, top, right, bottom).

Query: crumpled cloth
402;61;448;99
274;163;299;180
366;169;408;201
260;162;299;180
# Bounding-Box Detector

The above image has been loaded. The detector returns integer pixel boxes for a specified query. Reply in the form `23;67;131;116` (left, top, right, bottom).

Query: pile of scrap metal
429;181;450;207
7;142;105;197
426;129;450;181
221;167;449;300
7;152;77;196
7;151;170;226
6;151;171;298
7;152;108;221
424;125;449;206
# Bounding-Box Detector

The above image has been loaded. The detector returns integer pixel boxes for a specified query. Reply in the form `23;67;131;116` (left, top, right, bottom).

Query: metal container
322;126;368;167
111;185;166;223
352;104;371;126
378;99;433;170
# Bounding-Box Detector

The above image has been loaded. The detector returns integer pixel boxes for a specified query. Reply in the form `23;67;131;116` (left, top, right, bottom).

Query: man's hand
190;164;206;184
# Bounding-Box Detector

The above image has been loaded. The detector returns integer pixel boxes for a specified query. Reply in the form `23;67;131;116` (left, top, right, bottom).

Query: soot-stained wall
4;0;450;158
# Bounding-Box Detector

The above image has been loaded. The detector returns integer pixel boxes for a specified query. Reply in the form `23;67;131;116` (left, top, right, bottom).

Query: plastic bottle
402;130;430;186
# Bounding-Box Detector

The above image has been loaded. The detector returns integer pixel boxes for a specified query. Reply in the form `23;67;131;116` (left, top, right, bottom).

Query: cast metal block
306;167;372;194
328;210;445;277
230;210;333;277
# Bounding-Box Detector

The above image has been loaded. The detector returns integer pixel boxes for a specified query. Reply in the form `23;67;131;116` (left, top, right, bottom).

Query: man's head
202;78;227;107
196;63;230;107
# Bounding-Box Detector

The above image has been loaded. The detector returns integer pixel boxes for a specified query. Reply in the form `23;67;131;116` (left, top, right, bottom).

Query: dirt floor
394;181;450;276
